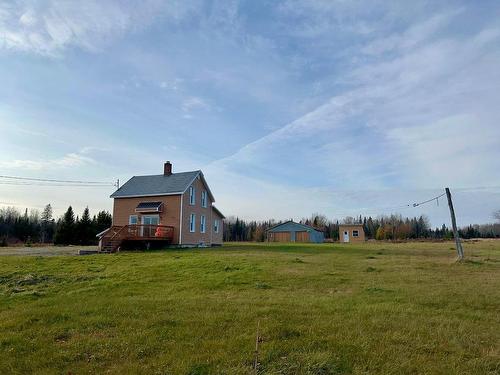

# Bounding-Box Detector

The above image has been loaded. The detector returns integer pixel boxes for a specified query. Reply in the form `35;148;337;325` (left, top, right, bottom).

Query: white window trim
200;215;206;233
189;213;196;233
189;186;195;205
214;219;219;233
352;230;359;237
201;190;207;208
129;215;138;225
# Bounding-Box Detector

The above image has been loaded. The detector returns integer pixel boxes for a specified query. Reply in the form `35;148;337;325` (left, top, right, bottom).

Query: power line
412;193;446;207
0;181;113;187
0;175;115;185
329;192;448;218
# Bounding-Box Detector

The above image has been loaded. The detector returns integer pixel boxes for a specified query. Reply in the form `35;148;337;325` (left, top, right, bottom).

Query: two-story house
98;161;224;252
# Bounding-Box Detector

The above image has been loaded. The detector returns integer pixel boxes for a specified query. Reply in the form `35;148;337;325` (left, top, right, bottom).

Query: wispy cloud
0;150;95;170
202;6;500;225
181;96;211;119
360;10;462;56
0;0;198;56
1;1;499;224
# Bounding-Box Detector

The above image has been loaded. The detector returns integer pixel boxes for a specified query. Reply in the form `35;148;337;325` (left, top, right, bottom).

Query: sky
1;0;500;227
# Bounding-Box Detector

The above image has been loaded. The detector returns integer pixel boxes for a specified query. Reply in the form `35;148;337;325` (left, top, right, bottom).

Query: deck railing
123;224;174;240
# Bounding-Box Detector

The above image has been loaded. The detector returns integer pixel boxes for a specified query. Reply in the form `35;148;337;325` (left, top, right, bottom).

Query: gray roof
110;171;201;198
212;206;225;219
267;220;323;233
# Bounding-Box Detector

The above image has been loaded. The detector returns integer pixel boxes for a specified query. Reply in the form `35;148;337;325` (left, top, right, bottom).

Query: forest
1;206;499;246
0;205;111;246
222;213;500;242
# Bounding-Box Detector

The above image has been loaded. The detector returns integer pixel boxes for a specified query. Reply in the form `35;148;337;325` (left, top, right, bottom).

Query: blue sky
1;0;499;226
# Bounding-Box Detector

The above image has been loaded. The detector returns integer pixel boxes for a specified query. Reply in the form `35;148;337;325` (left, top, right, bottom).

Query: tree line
223;212;500;242
2;206;499;245
0;205;112;246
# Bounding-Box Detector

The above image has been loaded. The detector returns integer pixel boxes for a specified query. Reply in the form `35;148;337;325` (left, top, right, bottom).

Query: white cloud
159;78;182;91
0;151;95;170
182;96;211;115
204;10;500;224
360;10;461;56
387;115;500;187
0;0;199;56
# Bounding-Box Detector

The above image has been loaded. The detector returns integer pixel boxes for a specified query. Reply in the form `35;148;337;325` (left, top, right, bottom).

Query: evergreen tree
54;206;75;245
95;211;112;234
77;207;93;245
40;204;55;243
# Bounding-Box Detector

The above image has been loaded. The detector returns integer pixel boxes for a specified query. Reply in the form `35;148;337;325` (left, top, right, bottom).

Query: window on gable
190;213;196;232
200;215;206;233
189;186;195;205
352;230;359;237
201;190;207;208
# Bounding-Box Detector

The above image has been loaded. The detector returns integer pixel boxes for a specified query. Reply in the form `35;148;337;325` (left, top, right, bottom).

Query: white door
142;215;159;237
343;231;349;243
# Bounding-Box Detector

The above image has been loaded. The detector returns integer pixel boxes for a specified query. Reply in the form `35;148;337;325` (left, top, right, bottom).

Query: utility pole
445;187;464;261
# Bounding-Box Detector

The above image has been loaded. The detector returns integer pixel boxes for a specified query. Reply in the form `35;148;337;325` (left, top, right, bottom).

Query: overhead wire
328;192;448;218
0;175;115;185
412;192;446;207
1;173;498;217
0;181;113;187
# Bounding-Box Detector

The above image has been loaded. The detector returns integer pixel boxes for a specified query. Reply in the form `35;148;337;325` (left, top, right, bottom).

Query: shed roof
110;170;214;201
267;220;322;233
135;201;163;212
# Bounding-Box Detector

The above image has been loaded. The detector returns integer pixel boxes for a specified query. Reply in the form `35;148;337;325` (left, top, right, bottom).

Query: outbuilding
338;224;365;243
266;220;324;243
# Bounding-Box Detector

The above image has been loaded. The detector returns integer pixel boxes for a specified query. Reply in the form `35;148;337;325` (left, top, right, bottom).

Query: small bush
187;363;211;375
278;328;301;340
255;282;272;289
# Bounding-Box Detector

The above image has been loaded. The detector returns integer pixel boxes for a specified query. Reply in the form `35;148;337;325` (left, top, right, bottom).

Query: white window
129;215;138;225
200;215;206;233
352;230;359;237
189;213;196;232
189;186;195;205
214;219;219;233
201;190;207;208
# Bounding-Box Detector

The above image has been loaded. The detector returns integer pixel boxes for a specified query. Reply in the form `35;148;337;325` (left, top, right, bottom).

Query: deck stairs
99;225;128;253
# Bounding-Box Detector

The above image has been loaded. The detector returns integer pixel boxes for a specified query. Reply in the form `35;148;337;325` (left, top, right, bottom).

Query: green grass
1;241;500;374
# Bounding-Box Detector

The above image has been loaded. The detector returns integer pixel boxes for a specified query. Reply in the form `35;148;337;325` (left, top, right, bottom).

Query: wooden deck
99;225;175;252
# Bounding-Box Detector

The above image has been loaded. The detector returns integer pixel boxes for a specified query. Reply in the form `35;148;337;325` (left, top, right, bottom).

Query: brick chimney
164;161;172;176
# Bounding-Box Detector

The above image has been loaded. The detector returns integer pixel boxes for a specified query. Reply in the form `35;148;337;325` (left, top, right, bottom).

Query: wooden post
445;188;464;261
254;321;260;374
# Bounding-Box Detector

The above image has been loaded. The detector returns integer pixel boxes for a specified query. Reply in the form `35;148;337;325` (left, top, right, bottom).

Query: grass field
1;241;499;374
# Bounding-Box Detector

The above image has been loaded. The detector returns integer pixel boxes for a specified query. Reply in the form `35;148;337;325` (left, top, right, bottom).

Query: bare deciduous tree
494;210;500;222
